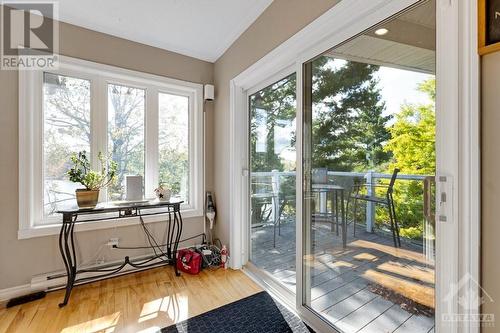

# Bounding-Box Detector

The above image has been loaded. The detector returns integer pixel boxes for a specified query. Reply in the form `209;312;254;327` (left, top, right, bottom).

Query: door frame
228;0;480;332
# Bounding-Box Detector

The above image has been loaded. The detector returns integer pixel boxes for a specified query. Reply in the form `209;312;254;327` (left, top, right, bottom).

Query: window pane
158;93;189;203
302;2;436;332
43;72;91;217
249;73;297;291
107;84;145;200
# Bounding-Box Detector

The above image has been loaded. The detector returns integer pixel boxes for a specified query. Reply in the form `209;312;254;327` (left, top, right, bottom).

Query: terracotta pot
75;189;99;208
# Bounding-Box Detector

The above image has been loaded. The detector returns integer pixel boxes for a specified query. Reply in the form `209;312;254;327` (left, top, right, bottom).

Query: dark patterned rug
160;291;313;333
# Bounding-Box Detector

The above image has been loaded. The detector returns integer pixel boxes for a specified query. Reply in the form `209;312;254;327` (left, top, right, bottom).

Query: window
43;73;91;216
19;55;204;238
158;93;190;203
107;84;146;200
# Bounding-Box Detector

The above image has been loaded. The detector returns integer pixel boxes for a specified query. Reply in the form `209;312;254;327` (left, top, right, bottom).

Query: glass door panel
249;73;297;292
302;1;436;331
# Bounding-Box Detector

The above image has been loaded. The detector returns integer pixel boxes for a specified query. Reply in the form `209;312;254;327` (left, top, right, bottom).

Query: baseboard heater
31;253;169;293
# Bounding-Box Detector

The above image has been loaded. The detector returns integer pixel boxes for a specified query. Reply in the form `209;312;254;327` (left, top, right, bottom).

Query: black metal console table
57;200;183;307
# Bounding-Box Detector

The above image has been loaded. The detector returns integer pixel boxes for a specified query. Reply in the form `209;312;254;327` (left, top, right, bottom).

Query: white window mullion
145;87;159;199
32;71;44;226
192;90;204;213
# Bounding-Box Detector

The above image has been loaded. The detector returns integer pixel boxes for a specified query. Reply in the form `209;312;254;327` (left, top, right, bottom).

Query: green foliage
159;149;188;194
250;74;297;172
377;78;436;238
384;84;436;175
399;225;424;240
67;151;117;190
248;59;437;241
311;57;392;171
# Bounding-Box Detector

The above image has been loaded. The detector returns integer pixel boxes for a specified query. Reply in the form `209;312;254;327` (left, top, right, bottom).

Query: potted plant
67;151;117;208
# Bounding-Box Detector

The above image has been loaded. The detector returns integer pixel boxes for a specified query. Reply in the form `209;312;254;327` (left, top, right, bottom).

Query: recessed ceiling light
375;28;389;36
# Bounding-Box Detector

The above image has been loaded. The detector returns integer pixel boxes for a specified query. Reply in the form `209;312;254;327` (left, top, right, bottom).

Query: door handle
423;176;435;226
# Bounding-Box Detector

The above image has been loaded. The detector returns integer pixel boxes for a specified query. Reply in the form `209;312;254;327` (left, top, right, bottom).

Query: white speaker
204;84;214;101
126;175;143;201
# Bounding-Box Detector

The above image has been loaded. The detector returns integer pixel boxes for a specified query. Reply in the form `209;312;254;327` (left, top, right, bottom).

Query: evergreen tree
311;57;391;171
250;74;296;172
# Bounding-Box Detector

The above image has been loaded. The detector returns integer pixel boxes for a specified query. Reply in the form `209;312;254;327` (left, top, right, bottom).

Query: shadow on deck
250;221;435;333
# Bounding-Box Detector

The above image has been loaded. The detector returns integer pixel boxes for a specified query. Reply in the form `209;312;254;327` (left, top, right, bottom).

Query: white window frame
19;55;204;239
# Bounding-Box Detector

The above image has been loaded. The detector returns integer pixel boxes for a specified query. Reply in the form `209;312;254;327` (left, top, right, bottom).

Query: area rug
160;291;313;333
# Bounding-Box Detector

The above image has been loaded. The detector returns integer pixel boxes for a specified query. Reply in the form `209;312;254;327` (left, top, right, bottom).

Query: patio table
312;184;347;248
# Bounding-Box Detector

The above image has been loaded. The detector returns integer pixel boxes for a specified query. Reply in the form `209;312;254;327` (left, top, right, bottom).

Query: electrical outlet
107;238;119;247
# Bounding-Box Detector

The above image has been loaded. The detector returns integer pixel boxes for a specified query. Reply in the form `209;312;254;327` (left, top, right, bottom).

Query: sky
328;58;435;118
375;66;434;120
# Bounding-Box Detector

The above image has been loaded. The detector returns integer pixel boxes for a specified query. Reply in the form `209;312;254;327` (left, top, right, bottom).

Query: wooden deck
251;221;435;333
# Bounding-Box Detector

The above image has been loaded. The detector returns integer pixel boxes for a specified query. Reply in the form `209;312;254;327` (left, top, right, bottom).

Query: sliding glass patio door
301;1;437;332
248;73;297;294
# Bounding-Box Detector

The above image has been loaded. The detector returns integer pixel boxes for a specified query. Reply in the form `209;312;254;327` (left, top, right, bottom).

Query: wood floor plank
0;268;261;333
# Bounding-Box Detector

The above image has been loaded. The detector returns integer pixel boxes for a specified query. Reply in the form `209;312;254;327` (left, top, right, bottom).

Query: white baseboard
0;250;185;305
0;284;33;303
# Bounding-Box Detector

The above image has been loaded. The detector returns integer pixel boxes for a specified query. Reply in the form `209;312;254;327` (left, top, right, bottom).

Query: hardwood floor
0;267;262;333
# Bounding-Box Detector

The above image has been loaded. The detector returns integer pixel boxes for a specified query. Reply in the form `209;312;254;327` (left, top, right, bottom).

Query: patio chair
350;168;401;248
333;175;355;228
311;168;335;231
251;180;282;247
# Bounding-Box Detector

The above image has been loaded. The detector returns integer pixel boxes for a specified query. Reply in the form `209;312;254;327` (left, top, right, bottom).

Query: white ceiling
327;0;436;74
21;0;273;62
331;35;435;74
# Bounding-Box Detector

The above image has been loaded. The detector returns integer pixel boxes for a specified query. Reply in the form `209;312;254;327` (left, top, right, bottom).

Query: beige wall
481;52;500;331
0;19;214;289
213;0;340;248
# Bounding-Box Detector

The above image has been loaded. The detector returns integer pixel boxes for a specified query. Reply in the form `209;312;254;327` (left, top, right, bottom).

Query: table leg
329;191;333;233
335;190;339;236
341;190;346;248
59;214;77;307
173;208;183;276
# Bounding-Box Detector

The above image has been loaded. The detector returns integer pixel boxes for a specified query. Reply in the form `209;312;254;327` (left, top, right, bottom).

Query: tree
43;74;92;214
158;94;189;196
378;78;436;238
249;74;297;225
311;57;392;171
44;75;189;208
250;74;297;173
107;84;145;200
385;79;436;175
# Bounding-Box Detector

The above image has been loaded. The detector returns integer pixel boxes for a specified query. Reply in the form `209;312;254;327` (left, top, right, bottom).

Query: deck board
394;314;435;333
250;221;435;333
357;304;413;333
335;296;395;332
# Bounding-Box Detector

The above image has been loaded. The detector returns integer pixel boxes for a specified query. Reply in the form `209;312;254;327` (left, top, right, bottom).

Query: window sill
18;208;203;239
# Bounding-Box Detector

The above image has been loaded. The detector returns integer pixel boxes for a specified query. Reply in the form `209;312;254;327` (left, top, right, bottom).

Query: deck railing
251;170;435;260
